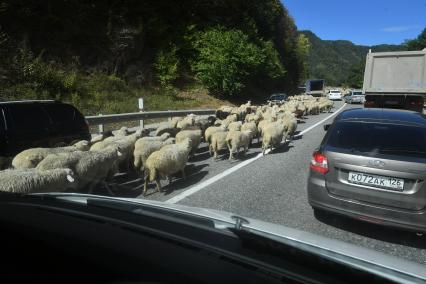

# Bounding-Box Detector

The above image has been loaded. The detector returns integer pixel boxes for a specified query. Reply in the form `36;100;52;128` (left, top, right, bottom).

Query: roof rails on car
0;99;61;104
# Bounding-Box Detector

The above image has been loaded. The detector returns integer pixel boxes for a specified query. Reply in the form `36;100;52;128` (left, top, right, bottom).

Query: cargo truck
305;79;325;97
363;48;426;112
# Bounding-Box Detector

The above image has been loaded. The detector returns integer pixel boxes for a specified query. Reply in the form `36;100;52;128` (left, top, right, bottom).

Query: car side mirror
323;124;331;131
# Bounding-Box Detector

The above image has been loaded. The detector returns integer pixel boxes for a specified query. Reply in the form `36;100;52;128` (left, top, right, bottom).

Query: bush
191;27;265;96
153;45;179;89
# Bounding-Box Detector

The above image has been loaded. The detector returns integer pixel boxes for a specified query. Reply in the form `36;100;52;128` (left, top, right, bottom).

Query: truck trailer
363;48;426;112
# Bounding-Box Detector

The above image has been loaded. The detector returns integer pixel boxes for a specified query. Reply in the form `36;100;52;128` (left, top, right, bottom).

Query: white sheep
204;126;226;144
155;122;180;137
12;142;90;170
136;133;170;143
241;122;258;143
227;121;242;132
36;145;121;194
262;122;286;155
221;114;238;129
170;117;183;128
72;140;91;150
244;113;261;124
114;126;130;137
257;119;275;138
215;105;233;119
213;119;223;126
143;138;192;194
90;130;143;172
194;116;212;136
0;168;76;193
226;130;252;160
281;116;297;139
175;129;202;157
133;138;175;173
176;114;195;130
209;131;228;159
90;130;114;144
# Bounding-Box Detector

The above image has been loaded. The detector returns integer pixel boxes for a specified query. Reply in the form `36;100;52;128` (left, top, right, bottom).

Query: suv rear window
326;121;426;158
44;104;82;123
8;104;51;130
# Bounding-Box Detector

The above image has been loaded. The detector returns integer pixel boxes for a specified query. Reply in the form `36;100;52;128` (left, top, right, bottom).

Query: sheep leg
155;178;162;193
213;150;218;160
209;144;213;156
181;169;186;180
103;181;115;196
143;171;149;196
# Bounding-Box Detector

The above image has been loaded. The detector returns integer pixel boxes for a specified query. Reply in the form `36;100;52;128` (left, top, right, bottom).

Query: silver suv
307;108;426;233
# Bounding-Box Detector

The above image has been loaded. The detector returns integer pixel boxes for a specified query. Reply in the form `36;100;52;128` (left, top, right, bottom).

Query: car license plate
348;171;404;191
385;100;399;105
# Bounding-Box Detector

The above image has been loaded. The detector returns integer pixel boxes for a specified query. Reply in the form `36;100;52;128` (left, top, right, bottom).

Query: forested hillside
0;0;309;114
300;30;404;86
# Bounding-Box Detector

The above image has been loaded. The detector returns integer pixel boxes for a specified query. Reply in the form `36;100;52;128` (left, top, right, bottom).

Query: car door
5;104;52;152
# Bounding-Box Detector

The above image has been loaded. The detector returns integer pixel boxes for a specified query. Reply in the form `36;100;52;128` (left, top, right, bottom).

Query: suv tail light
406;96;424;107
310;151;328;174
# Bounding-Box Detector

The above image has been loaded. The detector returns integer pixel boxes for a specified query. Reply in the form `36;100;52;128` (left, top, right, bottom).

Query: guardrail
86;109;216;133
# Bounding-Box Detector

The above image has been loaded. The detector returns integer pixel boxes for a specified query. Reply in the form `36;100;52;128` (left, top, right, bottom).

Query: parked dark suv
0;100;90;158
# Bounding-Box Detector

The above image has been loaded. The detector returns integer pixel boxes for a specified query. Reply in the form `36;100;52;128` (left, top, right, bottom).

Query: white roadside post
98;113;104;134
138;98;144;128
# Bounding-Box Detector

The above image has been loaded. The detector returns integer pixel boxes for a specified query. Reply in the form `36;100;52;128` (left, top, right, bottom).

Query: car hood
31;193;426;282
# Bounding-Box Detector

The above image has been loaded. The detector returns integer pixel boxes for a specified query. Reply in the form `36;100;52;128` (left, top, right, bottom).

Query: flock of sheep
0;95;334;196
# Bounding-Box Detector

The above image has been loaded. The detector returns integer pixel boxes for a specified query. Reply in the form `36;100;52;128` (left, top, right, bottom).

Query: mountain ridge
300;30;404;86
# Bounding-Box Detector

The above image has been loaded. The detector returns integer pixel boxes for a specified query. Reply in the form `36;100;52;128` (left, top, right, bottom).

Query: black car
0;100;90;158
268;93;288;104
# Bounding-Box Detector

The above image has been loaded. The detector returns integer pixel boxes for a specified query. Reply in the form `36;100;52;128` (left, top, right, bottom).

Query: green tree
295;33;310;80
153;45;180;89
191;27;264;96
404;27;426;50
346;60;365;88
261;40;286;80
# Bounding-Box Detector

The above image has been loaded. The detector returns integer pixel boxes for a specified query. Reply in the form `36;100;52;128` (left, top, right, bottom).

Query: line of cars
326;89;366;104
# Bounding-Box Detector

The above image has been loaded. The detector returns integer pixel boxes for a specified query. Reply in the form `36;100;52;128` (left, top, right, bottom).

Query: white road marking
165;103;347;204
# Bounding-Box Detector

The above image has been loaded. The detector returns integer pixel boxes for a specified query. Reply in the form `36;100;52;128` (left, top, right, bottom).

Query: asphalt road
107;100;426;265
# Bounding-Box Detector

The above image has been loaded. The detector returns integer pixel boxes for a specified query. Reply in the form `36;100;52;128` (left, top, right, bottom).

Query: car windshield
327;121;426;158
0;0;425;279
271;95;285;100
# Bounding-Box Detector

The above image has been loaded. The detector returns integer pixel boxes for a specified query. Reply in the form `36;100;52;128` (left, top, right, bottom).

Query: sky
283;0;426;46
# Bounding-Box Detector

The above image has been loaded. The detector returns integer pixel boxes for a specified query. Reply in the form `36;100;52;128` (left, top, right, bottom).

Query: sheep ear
117;151;122;157
67;175;75;183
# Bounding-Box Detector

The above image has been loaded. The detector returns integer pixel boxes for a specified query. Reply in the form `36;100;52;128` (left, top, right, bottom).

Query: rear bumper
307;174;426;233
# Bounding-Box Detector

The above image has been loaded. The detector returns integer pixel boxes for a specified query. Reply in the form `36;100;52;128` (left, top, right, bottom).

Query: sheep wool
143;138;192;194
262;122;285;155
210;131;228;159
226;130;252;160
0;168;76;193
175;129;202;157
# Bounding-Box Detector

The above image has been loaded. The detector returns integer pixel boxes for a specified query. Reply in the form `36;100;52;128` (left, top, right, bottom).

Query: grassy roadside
87;85;235;134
